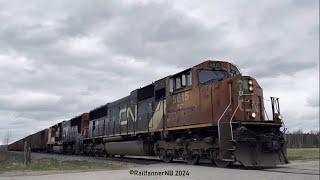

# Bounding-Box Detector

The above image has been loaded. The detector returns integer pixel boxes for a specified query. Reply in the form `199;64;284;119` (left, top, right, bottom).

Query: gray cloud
0;0;318;143
307;94;319;108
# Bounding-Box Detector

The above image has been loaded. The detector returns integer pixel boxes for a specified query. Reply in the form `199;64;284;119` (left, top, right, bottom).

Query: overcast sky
0;0;318;144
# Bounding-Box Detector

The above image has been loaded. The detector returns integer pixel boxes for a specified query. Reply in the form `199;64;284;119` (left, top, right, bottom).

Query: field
287;148;320;161
0;151;125;174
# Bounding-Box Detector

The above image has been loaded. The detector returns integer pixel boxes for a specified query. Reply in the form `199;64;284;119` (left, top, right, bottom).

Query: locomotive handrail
264;106;270;121
228;95;241;141
217;83;232;148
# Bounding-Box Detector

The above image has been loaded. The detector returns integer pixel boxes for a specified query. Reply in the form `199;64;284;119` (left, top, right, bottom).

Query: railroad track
24;152;217;167
28;152;165;165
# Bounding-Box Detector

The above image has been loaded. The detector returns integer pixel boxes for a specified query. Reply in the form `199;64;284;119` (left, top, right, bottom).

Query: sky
0;0;319;144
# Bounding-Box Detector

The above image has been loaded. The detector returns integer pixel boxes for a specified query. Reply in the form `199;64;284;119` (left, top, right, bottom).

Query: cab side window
186;71;192;86
169;70;192;93
175;77;181;89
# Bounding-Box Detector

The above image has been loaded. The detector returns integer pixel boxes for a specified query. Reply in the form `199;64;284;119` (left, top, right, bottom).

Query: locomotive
9;60;288;167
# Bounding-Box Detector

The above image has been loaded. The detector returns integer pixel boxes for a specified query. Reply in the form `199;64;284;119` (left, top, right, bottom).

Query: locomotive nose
235;77;264;121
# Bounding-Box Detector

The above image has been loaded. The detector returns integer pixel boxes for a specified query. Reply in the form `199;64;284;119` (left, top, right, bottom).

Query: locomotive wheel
162;154;173;163
186;154;200;165
159;149;173;163
213;159;231;168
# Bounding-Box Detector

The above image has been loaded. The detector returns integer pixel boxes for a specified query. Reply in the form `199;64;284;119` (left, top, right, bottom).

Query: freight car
8;129;48;152
29;129;48;152
8;138;24;151
9;60;288;167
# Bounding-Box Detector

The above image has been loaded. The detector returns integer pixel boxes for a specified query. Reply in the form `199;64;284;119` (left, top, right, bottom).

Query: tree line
286;130;320;148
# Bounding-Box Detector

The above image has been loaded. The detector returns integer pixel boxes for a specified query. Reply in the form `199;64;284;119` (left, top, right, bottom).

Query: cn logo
119;105;137;125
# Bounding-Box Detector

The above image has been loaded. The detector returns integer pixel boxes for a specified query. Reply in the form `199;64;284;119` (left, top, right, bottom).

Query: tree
286;130;320;148
3;131;11;151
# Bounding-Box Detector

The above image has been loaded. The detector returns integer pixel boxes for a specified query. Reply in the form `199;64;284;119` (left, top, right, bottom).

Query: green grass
287;148;320;161
0;152;124;173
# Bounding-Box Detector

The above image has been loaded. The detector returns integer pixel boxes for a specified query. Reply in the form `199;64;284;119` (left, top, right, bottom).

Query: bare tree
3;131;11;151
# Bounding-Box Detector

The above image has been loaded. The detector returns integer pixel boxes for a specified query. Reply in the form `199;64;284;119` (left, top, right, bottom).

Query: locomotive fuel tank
52;146;63;153
104;141;153;156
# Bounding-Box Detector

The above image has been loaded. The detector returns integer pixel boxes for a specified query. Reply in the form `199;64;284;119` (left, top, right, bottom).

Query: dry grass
0;152;124;173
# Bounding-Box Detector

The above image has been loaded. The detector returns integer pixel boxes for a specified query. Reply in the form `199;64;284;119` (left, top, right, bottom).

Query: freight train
8;60;289;167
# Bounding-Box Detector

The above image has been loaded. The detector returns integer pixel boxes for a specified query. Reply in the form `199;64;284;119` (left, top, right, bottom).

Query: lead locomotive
9;60;288;167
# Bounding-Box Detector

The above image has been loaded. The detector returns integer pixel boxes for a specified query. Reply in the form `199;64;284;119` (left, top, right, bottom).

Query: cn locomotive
9;60;288;167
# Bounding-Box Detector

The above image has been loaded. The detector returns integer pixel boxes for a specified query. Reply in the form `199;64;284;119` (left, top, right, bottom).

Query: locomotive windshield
198;70;229;84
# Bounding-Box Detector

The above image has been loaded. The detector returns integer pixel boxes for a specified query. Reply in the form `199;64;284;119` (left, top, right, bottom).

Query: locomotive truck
9;60;288;167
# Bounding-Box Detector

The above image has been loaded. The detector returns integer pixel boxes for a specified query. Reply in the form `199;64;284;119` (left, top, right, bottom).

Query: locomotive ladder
217;83;240;161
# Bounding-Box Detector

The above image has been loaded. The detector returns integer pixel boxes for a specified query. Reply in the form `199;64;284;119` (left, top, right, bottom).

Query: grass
0;151;124;173
287;148;320;161
1;148;318;172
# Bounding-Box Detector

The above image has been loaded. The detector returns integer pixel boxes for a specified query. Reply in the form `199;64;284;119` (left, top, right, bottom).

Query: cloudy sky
0;0;318;144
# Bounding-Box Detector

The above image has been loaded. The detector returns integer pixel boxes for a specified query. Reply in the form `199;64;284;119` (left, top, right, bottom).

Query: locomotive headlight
250;112;256;118
249;86;254;92
248;79;253;85
277;114;283;120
